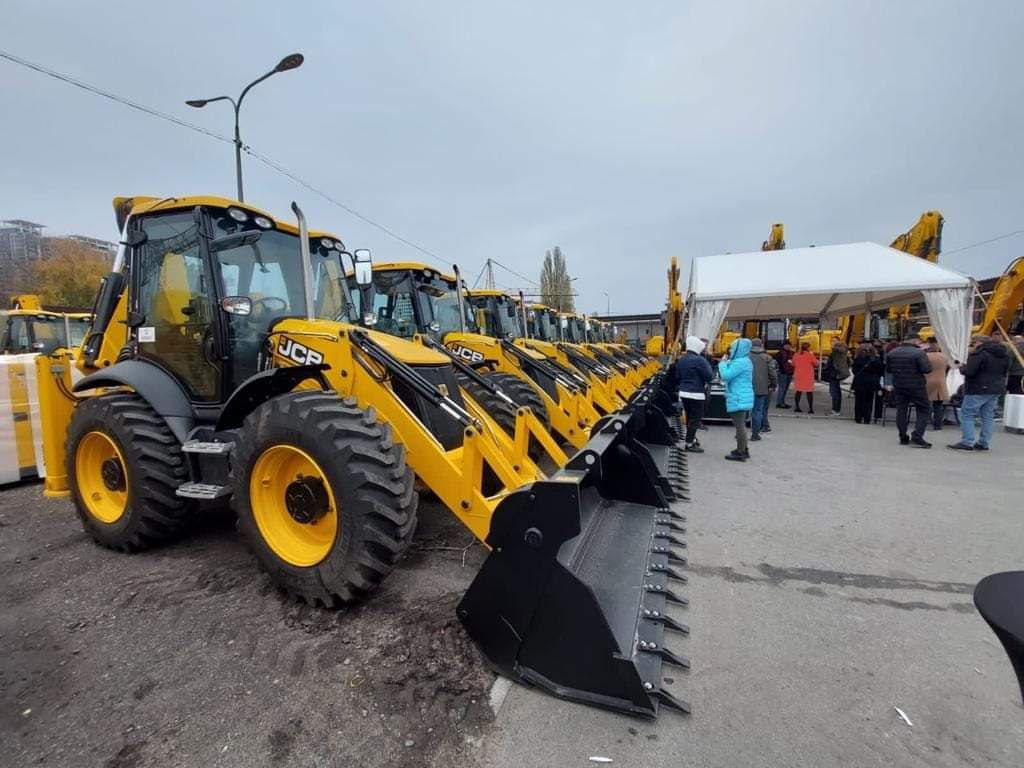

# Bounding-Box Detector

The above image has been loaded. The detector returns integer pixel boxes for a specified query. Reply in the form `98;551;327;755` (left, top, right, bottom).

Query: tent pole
817;316;824;379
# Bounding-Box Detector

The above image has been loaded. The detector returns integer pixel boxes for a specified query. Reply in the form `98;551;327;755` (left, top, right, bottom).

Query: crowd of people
674;331;1024;460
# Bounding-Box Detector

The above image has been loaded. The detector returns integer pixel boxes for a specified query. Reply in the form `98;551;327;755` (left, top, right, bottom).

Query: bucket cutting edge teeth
652;687;691;714
642;609;690;635
638;643;691;670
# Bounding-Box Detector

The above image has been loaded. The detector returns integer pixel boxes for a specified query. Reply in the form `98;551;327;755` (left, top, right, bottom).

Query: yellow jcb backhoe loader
36;195;691;717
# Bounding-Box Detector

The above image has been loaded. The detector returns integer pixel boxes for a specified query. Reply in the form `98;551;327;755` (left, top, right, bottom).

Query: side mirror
220;296;252;316
210;230;262;253
353;249;373;287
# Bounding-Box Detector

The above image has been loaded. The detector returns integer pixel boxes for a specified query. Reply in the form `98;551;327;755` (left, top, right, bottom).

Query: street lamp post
186;53;304;202
602;291;610;316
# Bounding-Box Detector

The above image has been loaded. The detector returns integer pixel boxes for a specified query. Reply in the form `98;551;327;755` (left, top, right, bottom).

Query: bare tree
539;246;574;312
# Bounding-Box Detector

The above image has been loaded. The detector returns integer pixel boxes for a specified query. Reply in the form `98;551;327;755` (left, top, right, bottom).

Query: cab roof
467;289;509;298
112;195;337;239
370;261;458;283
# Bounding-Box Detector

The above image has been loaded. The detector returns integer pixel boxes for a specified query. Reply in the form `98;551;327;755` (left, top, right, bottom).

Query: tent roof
687;242;970;319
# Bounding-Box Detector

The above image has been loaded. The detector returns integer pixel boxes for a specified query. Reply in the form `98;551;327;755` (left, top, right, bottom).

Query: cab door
132;211;222;402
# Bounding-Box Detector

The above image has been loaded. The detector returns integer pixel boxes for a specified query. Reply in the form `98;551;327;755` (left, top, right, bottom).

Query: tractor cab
81;196;346;406
0;310;68;355
466;289;523;339
525;304;561;342
345;262;476;343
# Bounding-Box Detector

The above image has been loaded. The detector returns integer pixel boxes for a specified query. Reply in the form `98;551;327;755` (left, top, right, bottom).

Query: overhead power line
0;50;234;145
489;264;544;290
941;228;1024;257
0;49;446;263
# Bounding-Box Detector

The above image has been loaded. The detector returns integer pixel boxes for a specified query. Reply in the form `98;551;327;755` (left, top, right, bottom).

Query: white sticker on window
137;327;156;343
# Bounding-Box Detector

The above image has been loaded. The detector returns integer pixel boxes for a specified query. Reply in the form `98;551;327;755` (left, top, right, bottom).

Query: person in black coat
851;343;883;424
884;338;933;447
676;336;714;452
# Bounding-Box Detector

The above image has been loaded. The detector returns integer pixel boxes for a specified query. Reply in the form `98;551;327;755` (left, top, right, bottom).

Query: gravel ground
0;486;494;768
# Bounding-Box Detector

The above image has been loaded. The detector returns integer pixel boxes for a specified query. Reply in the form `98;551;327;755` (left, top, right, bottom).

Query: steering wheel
250;297;288;323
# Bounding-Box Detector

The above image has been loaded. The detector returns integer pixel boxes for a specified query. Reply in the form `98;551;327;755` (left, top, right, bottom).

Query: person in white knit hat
675;335;714;452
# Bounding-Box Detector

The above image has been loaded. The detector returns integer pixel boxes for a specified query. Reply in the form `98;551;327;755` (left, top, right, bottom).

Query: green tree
539;246;574;312
30;239;111;308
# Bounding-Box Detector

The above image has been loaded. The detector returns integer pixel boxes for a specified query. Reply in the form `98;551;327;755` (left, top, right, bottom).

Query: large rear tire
66;393;191;552
456;371;551;435
233;391;417;607
486;372;551;432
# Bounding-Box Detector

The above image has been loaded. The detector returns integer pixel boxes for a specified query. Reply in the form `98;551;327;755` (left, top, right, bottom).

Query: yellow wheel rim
249;445;339;568
75;431;129;524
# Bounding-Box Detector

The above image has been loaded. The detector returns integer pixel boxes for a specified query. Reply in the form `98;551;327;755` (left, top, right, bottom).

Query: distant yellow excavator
886;210;944;339
763;223;785;251
646;256;683;358
917;255;1024;343
811;210;945;352
710;224;795;356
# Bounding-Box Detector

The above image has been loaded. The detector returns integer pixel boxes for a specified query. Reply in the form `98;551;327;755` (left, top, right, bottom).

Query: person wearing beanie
675;336;714;452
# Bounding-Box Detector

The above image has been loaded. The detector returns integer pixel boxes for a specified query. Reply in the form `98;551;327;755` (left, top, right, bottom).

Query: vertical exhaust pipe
519;290;529;339
453;264;467;334
291;201;314;321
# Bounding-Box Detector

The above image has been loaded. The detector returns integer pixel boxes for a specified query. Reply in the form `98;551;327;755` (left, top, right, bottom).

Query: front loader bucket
458;414;690;718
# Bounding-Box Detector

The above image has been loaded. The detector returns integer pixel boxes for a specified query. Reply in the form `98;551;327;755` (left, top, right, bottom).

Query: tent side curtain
922;286;974;395
685;299;730;346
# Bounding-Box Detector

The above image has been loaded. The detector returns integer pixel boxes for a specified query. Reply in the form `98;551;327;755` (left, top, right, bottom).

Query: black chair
974;571;1024;704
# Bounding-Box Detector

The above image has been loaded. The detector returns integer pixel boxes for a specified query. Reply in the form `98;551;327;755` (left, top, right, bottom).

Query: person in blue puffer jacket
718;337;754;461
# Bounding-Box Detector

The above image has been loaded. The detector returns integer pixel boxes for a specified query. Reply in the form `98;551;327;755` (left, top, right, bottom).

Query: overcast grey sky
3;1;1022;314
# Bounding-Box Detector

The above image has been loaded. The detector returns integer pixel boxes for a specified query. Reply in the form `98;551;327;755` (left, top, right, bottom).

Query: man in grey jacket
749;338;778;441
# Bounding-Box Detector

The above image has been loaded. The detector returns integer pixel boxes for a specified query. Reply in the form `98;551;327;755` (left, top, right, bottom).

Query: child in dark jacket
676;336;714;452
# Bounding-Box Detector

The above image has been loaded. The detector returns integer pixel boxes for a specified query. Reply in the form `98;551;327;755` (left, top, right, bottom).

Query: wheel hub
284;476;330;524
100;457;126;492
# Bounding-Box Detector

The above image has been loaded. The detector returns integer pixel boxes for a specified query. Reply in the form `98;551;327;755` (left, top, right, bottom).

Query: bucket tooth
642;609;690;635
644;582;689;606
649;544;686;565
648;563;687;583
652;687;691;714
654;533;687;548
638;641;690;670
658;506;686;522
657;517;686;533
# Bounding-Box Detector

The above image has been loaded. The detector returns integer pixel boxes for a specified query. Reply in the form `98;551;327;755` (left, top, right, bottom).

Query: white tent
685;242;974;388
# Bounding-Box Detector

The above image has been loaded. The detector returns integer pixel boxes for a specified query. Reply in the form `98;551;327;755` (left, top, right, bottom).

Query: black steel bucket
458;407;690;718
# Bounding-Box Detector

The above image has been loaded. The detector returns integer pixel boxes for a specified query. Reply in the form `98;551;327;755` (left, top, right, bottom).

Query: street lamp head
275;53;304;72
185;99;208;108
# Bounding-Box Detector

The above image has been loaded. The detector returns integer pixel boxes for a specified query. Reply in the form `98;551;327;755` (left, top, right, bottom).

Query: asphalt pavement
481;392;1024;767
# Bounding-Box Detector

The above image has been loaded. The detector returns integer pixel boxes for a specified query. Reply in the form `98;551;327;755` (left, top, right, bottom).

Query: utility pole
485;258;495;289
602;291;610;316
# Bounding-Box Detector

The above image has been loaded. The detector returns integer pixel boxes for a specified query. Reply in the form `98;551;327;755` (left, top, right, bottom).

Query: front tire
233;392;417;607
66;393;191;551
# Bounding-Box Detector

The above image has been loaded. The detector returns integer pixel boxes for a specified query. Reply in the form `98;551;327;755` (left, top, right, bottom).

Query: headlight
228;207;249;222
254;216;273;230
